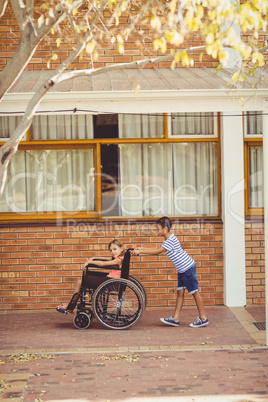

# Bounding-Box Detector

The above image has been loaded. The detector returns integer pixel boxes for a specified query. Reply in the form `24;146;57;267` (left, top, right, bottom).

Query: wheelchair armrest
85;264;121;270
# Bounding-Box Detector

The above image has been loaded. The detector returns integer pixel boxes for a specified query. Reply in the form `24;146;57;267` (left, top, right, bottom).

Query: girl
56;239;125;314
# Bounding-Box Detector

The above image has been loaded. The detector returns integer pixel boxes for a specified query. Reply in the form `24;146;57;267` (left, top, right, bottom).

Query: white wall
262;101;268;345
221;112;246;306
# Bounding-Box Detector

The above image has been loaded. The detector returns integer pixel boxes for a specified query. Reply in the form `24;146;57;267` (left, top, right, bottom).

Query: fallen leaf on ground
93;354;140;362
6;353;53;364
0;380;8;394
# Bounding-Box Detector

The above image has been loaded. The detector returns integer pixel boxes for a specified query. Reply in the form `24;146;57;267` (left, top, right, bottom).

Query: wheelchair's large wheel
128;275;147;308
92;279;145;330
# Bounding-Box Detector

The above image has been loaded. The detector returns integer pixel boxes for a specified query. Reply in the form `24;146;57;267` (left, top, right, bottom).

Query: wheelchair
66;249;147;330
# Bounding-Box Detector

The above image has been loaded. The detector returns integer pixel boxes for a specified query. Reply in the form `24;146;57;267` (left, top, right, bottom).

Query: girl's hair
108;239;125;256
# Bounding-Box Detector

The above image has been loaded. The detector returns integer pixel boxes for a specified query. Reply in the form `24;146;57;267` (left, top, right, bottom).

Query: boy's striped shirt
161;233;194;273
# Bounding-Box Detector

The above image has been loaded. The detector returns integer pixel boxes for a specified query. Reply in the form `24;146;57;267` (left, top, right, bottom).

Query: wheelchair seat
70;248;146;330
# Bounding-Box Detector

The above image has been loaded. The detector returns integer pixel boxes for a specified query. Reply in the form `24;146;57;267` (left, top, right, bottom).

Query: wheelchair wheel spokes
92;279;145;330
128;275;147;308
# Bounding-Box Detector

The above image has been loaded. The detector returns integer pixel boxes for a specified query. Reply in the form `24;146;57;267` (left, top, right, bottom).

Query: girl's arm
91;257;122;267
132;247;165;256
83;256;110;268
83;257;122;269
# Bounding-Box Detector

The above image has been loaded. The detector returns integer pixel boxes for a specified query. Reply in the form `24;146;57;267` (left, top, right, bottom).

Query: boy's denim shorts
177;263;199;294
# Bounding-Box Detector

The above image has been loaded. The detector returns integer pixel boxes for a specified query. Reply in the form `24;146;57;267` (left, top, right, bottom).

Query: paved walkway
0;306;267;401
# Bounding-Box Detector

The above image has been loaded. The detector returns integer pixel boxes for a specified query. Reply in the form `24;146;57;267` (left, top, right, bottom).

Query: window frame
0;140;99;222
0;113;222;223
243;111;263;139
243;111;264;218
168;112;218;139
0;116;28;141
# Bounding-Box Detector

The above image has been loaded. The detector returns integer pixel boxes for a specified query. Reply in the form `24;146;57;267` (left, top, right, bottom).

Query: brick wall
1;2;267;72
245;220;265;305
0;221;223;311
0;2;217;72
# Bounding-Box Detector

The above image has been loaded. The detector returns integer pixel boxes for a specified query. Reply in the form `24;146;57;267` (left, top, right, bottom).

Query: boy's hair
156;216;172;231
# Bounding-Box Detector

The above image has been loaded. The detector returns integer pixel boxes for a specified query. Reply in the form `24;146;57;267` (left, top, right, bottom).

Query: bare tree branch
57;46;207;84
0;36;89;195
259;45;268;54
0;0;8;17
0;0;84;100
0;43;207;194
1;0;267;197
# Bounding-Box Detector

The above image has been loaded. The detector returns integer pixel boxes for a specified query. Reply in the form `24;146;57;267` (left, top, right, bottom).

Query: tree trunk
0;28;40;99
0;0;68;99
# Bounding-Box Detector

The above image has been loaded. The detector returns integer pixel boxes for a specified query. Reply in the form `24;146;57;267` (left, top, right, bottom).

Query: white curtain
0;115;94;213
0;151;27;212
172;143;217;215
1;149;95;213
246;112;263;135
31;114;93;140
119;114;167;216
119;114;218;216
119;143;173;216
171;112;214;135
249;146;263;208
0;116;22;139
119;114;164;138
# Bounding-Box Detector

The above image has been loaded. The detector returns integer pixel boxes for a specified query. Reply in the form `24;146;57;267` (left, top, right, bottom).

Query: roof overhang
1;67;268;114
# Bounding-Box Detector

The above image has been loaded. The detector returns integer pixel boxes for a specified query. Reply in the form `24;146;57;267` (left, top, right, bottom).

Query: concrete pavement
0;306;267;401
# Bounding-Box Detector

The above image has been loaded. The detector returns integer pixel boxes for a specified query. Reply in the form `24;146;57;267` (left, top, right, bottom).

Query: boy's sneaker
160;317;179;327
189;317;209;328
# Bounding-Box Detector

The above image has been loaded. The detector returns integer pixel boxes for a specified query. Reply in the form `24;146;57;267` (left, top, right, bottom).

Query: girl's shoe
56;303;72;315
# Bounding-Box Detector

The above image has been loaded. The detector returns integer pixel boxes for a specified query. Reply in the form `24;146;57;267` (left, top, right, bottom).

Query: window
244;111;263;137
248;145;263;208
31;114;93;140
244;111;263;216
118;142;218;217
0;112;220;221
0;116;26;141
1;149;95;213
170;112;217;137
0;114;96;220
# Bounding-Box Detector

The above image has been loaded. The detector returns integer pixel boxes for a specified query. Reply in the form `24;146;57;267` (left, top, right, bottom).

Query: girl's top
107;255;124;278
161;233;194;273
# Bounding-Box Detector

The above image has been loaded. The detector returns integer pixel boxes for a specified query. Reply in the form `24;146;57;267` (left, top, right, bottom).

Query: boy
132;216;209;328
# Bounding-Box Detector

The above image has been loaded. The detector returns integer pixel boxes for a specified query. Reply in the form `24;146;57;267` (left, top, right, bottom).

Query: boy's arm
132;247;165;256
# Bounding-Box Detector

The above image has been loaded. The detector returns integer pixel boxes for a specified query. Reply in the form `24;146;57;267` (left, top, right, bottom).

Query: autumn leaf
135;84;140;98
6;353;53;364
38;14;44;28
0;380;8;394
86;40;96;54
93;354;140;362
118;43;124;54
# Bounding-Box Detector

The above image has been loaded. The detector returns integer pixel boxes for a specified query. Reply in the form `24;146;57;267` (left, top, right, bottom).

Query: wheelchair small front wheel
73;312;91;329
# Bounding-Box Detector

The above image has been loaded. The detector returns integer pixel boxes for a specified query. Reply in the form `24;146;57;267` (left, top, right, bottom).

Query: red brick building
0;2;266;311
